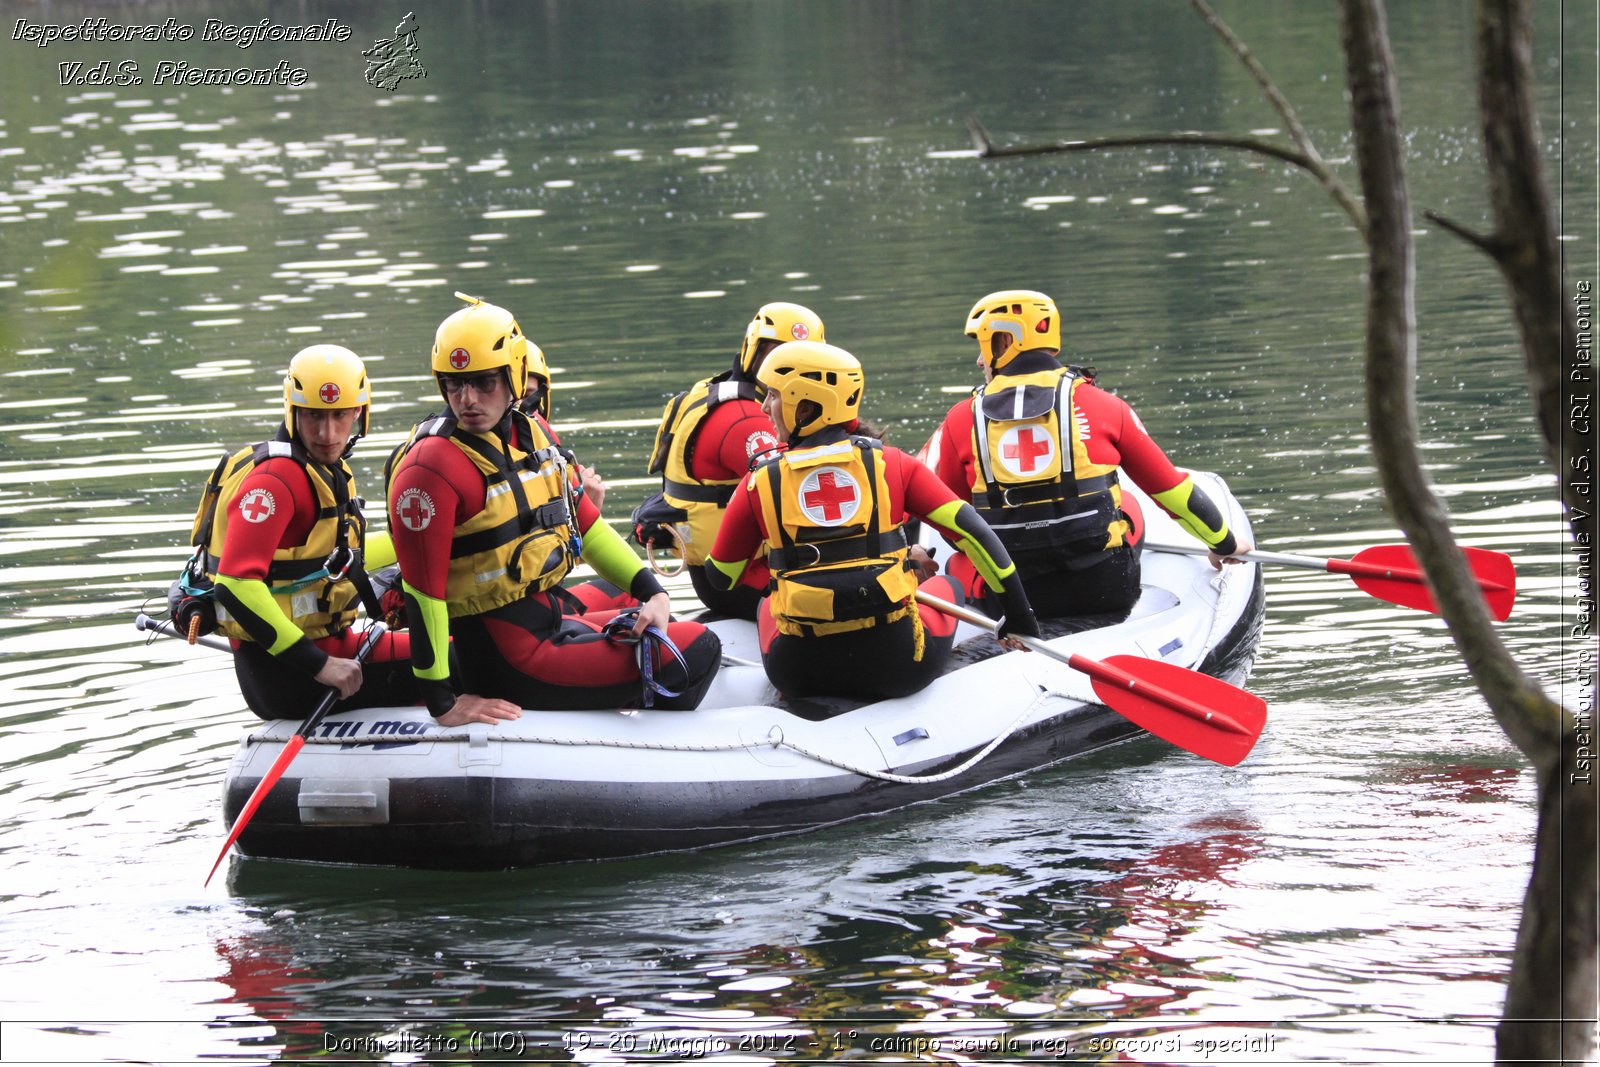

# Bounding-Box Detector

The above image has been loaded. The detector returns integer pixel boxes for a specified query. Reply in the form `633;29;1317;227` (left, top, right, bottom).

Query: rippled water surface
0;1;1593;1063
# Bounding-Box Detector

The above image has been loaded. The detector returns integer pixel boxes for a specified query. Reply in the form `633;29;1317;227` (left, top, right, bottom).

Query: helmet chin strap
990;331;1012;366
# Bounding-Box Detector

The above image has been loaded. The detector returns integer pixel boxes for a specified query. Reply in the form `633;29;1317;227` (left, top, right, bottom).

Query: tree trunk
1340;1;1595;1061
1476;0;1593;554
1472;2;1600;1059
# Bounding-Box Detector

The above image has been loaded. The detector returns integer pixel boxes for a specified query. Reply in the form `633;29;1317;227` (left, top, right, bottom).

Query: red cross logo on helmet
449;347;471;370
318;382;341;404
790;322;810;341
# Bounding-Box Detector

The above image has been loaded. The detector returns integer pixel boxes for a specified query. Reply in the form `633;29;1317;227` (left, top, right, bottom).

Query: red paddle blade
203;734;305;887
1072;653;1267;767
1341;544;1517;621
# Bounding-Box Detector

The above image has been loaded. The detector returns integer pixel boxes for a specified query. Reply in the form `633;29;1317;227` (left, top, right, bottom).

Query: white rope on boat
261;687;1083;785
1203;559;1241;652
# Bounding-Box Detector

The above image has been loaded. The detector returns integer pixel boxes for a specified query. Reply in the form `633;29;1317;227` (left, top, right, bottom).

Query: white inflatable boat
220;472;1265;870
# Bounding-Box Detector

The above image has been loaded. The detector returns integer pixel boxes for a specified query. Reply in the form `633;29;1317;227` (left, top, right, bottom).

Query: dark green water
0;1;1592;1061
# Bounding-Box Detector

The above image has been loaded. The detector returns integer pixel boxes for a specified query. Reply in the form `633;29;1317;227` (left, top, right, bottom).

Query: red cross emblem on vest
238;488;276;524
395;487;435;532
318;381;341;404
998;425;1056;477
797;466;860;527
449;347;471;370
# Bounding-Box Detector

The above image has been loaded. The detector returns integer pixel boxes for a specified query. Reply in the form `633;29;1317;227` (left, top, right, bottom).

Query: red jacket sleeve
693;400;783;481
215;459;316;581
707;473;767;567
1075;383;1187;496
887;447;961;524
388;438;476;601
932;398;976;501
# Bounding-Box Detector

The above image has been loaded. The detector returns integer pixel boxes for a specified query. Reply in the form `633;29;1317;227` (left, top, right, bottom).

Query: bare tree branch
1475;0;1591;555
966;3;1367;232
1186;0;1366;229
1338;1;1591;1058
1422;209;1505;256
966;118;1366;230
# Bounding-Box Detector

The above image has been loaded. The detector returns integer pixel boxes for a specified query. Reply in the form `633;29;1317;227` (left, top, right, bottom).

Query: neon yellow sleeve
702;554;749;591
214;574;303;655
365;529;397;569
400;578;452;683
924;499;1018;593
1151;476;1235;551
578;517;649;591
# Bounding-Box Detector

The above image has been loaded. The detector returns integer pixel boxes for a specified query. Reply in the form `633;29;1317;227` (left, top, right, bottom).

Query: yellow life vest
750;436;919;638
392;410;581;618
191;439;365;642
646;373;765;566
970;367;1128;571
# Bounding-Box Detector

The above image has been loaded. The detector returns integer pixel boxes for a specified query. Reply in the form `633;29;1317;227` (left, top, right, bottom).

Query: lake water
0;2;1593;1063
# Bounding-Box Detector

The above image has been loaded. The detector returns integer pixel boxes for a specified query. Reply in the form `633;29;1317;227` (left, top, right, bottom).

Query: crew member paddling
705;341;1040;703
928;289;1253;619
180;344;415;720
387;298;722;726
637;301;823;619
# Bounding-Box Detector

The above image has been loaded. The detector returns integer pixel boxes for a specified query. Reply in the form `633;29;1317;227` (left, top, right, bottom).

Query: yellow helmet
965;289;1060;371
283;344;371;441
518;339;553;420
738;301;825;377
431;291;529;401
757;340;863;440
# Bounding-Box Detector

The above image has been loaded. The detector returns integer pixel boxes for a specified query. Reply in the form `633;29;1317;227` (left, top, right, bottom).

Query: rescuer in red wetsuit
387;297;721;726
928;289;1252;620
704;341;1039;703
385;293;625;617
189;344;415;720
637;302;823;620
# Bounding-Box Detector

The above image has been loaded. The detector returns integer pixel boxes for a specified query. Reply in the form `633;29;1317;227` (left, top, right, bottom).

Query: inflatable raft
220;472;1265;870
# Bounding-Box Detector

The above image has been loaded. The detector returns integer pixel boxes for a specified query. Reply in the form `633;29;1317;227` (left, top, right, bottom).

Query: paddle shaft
1147;541;1343;570
134;612;232;653
1146;541;1512;593
912;591;1251;737
203;622;388;886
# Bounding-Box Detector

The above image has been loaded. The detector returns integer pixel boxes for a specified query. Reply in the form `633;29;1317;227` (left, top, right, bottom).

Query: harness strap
977;472;1116;509
767;526;908;572
552;609;690;708
662;478;738;505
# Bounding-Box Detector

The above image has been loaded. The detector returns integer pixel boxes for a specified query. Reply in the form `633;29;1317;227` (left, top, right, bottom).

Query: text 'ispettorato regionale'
13;17;353;88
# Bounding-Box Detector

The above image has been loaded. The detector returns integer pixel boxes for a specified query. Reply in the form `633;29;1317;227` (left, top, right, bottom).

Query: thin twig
964;3;1369;234
1188;0;1365;229
1421;209;1505;257
970;123;1316;172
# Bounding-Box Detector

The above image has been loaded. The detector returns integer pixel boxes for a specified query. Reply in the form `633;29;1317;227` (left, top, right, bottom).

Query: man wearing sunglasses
387;295;722;726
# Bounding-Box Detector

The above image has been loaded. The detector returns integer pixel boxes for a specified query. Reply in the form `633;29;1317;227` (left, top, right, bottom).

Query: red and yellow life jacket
970;367;1128;572
646;373;763;565
191;439;365;642
392;410;581;618
750;436;919;637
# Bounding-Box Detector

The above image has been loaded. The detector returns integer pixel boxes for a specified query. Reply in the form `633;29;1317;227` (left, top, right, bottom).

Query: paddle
914;590;1267;767
203;622;388;887
1145;541;1516;621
